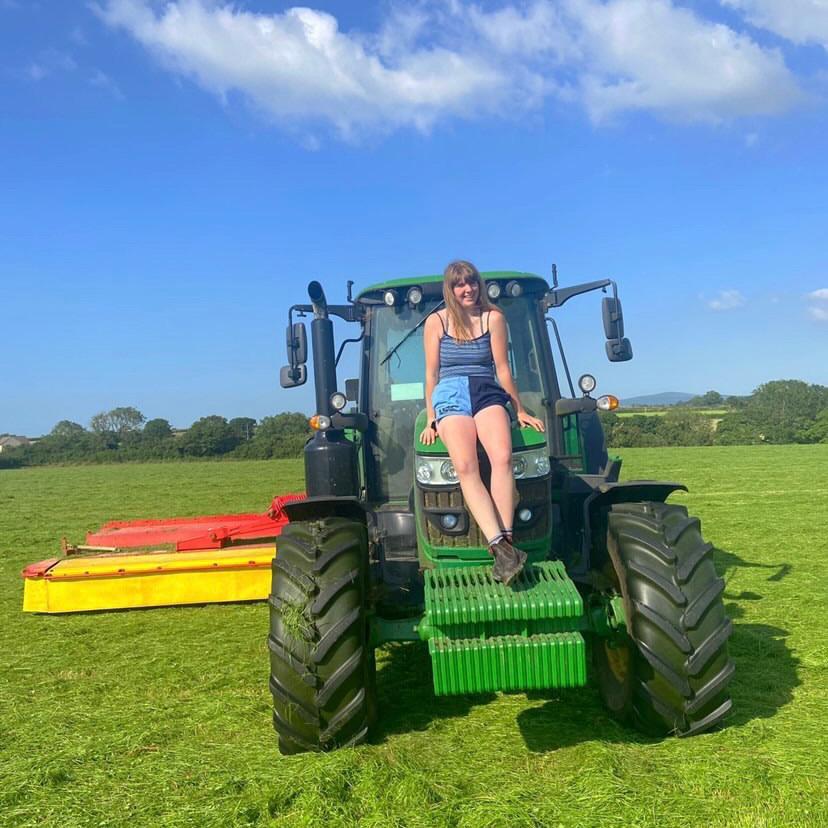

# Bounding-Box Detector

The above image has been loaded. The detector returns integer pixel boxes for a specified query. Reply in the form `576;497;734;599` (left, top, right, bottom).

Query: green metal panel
421;561;587;695
429;633;586;695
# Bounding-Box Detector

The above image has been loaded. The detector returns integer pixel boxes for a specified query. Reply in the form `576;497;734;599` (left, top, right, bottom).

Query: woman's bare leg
474;405;515;532
437;415;502;542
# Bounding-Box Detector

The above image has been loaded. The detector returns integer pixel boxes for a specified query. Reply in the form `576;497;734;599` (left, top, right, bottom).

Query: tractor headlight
487;282;502;300
505;280;523;297
383;289;399;307
415;456;462;486
440;460;458;482
416;460;433;484
518;508;532;523
406;286;423;306
578;373;597;394
440;514;459;530
510;448;551;479
330;391;347;411
597;394;619;411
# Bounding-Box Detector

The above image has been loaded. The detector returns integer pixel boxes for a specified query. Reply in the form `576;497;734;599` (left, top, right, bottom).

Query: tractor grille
420;478;550;548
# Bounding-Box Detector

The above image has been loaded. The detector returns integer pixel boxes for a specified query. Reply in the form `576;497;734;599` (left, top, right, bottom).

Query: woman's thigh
473;405;512;466
437;415;479;475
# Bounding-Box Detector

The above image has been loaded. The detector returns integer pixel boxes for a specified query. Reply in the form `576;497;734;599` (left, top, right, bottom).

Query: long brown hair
442;260;494;342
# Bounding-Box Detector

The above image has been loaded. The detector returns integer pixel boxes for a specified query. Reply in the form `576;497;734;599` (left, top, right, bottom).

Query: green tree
229;417;257;442
143;418;174;440
179;416;239;456
744;380;828;443
236;413;311;458
50;420;87;438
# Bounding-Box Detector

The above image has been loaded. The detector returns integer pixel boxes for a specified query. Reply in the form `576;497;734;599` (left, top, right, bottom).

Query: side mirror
606;338;633;362
280;364;307;388
345;378;359;402
286;322;307;366
602;297;624;340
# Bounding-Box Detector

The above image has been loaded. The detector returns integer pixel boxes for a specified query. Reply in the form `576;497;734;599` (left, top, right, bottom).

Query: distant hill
620;392;696;407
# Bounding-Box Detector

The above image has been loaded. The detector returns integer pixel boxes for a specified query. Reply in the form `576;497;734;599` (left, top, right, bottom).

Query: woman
419;260;545;585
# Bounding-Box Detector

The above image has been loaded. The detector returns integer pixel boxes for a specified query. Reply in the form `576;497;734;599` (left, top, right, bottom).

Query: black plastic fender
581;481;687;574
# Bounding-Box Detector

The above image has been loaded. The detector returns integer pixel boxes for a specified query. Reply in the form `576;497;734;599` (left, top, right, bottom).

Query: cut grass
1;448;827;827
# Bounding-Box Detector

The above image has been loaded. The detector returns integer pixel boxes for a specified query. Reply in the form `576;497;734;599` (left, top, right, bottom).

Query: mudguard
580;480;688;574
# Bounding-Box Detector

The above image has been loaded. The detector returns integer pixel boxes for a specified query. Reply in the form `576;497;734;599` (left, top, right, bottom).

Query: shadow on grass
370;642;497;743
370;546;800;751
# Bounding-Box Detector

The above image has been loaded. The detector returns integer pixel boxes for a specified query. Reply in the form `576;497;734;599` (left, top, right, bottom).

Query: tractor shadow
369;642;498;743
372;546;800;752
517;545;800;753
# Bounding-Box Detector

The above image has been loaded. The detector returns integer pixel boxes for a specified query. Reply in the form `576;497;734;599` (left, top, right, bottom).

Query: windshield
366;296;551;503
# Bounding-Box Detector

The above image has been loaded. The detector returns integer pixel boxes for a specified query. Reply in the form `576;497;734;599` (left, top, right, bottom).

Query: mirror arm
543;278;611;309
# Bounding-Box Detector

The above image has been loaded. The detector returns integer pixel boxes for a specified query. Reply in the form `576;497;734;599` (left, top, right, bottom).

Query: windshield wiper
380;301;444;366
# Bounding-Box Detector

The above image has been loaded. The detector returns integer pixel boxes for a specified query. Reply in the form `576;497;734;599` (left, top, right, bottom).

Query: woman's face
451;276;480;310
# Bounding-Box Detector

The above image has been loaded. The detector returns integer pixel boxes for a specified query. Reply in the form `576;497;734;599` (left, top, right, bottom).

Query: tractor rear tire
267;516;375;755
594;501;734;736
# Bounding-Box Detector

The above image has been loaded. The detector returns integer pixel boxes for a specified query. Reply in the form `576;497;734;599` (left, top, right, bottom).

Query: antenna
551;263;558;288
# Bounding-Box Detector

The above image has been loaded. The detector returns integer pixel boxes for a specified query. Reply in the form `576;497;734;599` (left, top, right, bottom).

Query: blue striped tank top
438;311;495;380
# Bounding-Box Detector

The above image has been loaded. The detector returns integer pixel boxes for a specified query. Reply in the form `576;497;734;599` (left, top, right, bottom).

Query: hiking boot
490;539;527;586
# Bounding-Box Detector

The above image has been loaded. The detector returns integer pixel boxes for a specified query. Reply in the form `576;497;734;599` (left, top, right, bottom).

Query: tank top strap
435;310;447;336
483;311;490;335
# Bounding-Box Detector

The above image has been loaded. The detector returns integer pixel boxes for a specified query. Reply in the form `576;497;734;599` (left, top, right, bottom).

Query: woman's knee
487;447;512;472
453;456;480;478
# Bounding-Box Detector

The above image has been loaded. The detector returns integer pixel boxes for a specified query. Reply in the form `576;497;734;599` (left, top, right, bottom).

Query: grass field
2;448;827;828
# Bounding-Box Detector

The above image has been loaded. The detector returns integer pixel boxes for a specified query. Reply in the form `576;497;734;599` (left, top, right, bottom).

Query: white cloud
808;305;828;322
706;289;746;311
94;0;805;139
721;0;828;48
809;287;828;300
566;0;801;122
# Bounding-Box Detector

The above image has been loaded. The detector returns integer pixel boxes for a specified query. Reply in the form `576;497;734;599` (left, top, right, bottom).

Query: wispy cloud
808;287;828;322
22;50;77;82
721;0;828;49
93;0;806;140
705;290;747;311
88;68;124;99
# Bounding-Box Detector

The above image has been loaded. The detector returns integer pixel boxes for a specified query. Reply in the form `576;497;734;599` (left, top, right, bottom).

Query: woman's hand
419;422;438;445
517;410;545;432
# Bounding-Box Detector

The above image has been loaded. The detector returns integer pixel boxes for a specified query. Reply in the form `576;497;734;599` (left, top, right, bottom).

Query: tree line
0;408;312;467
2;379;826;467
601;380;828;447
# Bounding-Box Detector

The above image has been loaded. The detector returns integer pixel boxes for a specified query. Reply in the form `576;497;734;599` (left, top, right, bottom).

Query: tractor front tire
267;516;374;755
594;501;734;736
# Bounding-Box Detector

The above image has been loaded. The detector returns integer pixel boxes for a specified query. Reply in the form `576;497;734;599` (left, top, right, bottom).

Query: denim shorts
432;375;510;422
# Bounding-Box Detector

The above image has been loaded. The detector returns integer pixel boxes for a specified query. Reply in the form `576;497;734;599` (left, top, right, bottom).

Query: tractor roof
357;271;549;300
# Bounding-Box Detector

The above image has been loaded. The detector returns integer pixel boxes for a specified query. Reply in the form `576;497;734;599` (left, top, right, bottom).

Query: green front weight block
420;561;587;695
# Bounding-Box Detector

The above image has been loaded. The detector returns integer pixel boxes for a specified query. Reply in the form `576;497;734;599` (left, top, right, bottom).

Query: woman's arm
420;313;442;444
490;311;545;432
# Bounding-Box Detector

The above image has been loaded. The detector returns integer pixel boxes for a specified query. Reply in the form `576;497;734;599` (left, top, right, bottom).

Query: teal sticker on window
391;382;425;402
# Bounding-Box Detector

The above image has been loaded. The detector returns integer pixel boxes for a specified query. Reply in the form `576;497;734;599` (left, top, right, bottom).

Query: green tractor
269;270;733;754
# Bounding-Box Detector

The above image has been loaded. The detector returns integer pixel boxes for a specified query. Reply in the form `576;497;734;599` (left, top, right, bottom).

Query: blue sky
1;0;827;436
